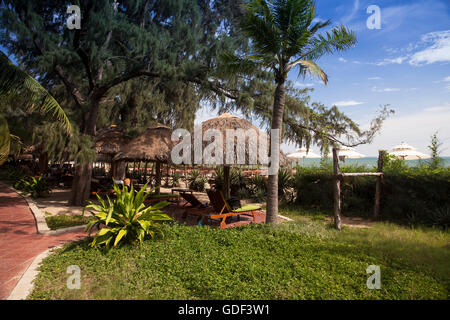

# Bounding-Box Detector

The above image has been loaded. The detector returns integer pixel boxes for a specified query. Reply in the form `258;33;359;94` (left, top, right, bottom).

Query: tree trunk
113;161;126;180
39;151;48;175
374;150;385;219
69;103;99;206
266;79;286;224
333;148;342;230
155;161;161;195
224;165;231;199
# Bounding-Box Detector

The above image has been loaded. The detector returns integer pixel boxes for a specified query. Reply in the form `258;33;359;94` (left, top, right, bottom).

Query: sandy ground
33;188;87;216
324;216;372;228
31;186;370;228
33;184;265;218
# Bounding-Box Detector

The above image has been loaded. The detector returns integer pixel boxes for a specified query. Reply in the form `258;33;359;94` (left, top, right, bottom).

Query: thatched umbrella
113;124;174;193
95;125;130;178
192;113;272;199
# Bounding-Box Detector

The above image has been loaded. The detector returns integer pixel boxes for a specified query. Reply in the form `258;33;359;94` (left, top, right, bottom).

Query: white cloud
375;56;408;66
338;57;347;62
371;87;401;92
332;100;365;107
409;30;450;66
294;82;314;87
444;76;450;82
368;77;382;80
356;108;450;156
424;105;450;112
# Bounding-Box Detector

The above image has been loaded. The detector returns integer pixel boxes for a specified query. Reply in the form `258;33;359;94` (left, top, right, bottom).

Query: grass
44;213;95;230
30;208;449;300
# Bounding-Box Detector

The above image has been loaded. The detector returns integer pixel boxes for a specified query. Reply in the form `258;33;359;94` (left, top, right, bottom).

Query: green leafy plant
278;169;294;202
188;169;207;192
16;176;51;198
84;182;172;248
172;172;181;187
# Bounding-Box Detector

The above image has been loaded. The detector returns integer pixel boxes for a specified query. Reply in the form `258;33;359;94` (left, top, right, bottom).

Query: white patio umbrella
287;147;321;159
390;142;431;160
328;146;365;161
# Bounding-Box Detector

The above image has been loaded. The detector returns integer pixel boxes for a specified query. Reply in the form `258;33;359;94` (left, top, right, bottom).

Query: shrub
188;169;207;192
16;176;51;198
84;182;172;248
292;164;450;228
172;172;181;187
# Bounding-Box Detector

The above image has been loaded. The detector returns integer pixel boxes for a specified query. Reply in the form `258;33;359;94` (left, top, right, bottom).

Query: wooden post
224;165;231;199
155;160;161;195
165;163;170;186
332;148;342;230
374;150;385;219
144;161;148;183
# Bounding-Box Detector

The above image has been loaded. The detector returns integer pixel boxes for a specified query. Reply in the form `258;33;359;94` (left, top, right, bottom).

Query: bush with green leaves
84;182;172;248
172;172;181;187
213;167;250;197
15;176;51;198
0;167;25;182
292;163;450;229
188;169;207;192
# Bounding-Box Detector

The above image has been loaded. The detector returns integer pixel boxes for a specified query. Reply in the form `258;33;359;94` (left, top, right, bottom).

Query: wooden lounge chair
144;193;181;205
179;192;206;208
179;192;213;224
206;189;261;229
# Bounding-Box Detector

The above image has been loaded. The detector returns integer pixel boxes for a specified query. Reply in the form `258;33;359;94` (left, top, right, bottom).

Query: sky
2;0;449;157
196;0;450;156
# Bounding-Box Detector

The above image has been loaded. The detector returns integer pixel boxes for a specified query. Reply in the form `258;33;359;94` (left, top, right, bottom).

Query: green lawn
30;208;449;300
45;214;95;230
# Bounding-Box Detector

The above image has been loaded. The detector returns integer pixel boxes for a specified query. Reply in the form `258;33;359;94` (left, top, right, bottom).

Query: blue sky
2;1;449;156
198;0;450;156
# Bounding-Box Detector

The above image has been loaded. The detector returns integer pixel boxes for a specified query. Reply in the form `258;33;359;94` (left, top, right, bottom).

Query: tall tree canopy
1;0;391;209
0;0;250;204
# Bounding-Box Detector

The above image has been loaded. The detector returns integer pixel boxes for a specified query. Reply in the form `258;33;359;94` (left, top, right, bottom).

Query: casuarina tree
0;0;248;205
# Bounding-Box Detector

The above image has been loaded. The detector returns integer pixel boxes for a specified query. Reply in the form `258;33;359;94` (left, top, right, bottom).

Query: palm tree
221;0;357;223
0;51;71;164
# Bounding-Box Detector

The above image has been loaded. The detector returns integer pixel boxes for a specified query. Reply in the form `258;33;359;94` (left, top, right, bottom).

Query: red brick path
0;182;87;300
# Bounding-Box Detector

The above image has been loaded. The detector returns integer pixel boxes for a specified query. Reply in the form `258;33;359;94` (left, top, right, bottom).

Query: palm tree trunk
266;79;286;224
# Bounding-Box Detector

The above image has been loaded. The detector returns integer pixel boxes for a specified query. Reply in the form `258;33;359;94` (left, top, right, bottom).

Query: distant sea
292;157;450;168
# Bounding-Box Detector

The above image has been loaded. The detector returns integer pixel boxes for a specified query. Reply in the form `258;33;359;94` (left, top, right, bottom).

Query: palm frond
291;59;328;85
218;52;263;77
0;51;72;134
241;1;281;55
301;25;357;61
0;112;10;165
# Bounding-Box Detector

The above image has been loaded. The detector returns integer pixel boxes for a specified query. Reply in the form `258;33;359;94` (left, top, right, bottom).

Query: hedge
293;164;450;229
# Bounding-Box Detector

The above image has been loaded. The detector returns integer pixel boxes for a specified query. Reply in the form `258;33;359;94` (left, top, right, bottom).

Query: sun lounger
179;192;213;223
206;189;261;229
144;193;181;205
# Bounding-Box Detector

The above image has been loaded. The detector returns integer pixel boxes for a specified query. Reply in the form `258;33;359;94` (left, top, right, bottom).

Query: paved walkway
0;182;87;300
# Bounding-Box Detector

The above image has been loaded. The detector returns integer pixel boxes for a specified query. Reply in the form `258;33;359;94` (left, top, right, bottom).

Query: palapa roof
191;113;288;167
95;125;130;156
113;124;173;162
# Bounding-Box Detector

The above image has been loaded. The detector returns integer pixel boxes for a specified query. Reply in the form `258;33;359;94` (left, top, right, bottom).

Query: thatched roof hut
95;125;130;162
192;113;270;165
113;124;173;163
192;113;292;198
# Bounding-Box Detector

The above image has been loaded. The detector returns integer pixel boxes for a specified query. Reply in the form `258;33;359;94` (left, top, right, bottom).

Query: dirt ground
324;216;372;228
